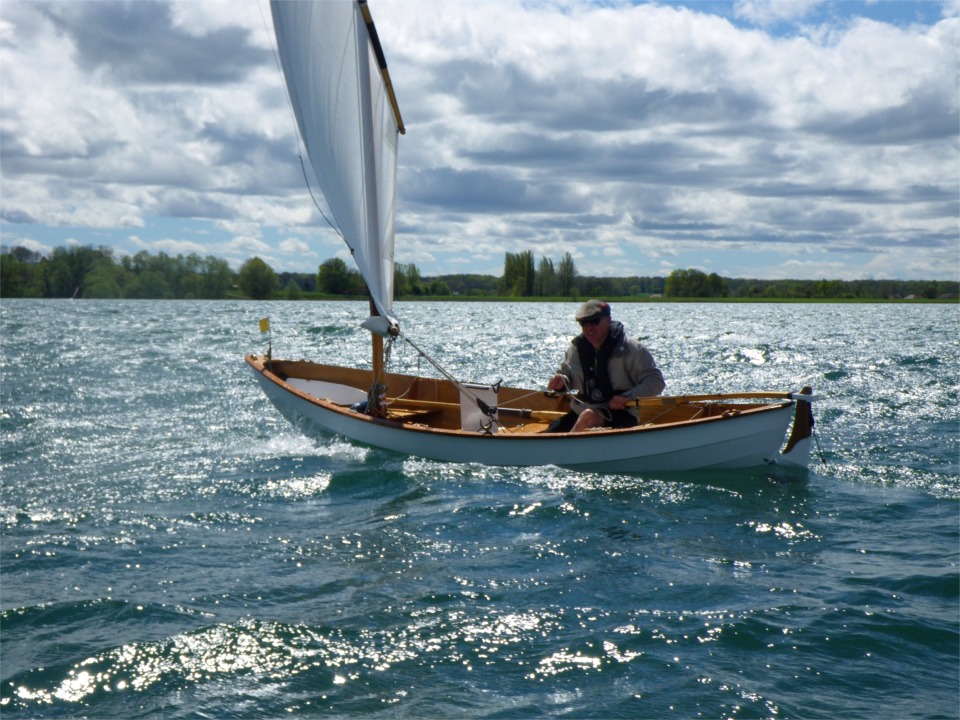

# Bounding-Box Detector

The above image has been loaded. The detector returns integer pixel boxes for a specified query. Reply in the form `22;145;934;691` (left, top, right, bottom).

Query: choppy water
2;299;957;719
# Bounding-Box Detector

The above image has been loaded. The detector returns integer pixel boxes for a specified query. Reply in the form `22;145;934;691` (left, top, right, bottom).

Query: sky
1;0;958;281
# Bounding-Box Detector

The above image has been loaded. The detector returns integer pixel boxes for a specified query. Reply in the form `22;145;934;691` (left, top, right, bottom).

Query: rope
498;388;546;407
395;329;498;419
299;156;344;239
551;389;612;413
813;424;828;465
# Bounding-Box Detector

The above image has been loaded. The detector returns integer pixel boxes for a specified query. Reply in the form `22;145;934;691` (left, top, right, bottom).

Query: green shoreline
4;245;956;302
6;294;955;304
251;294;959;304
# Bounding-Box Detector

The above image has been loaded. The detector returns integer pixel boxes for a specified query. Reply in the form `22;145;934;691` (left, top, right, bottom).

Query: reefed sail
271;0;402;323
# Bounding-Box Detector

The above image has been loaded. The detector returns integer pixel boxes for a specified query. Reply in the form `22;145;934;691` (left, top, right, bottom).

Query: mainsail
271;0;402;324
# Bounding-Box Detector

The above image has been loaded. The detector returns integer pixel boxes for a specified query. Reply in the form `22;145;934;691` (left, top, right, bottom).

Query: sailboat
246;0;817;473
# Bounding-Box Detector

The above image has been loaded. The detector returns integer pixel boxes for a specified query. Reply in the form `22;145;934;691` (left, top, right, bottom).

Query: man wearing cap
546;299;665;433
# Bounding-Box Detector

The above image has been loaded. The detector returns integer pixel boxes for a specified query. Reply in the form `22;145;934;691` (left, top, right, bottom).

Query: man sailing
546;300;665;433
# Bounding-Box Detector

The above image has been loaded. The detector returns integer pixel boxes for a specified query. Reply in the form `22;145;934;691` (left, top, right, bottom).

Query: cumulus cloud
279;237;313;256
734;0;825;26
376;0;958;278
0;0;956;280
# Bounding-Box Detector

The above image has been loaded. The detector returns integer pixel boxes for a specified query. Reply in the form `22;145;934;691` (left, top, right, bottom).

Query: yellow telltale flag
259;317;270;333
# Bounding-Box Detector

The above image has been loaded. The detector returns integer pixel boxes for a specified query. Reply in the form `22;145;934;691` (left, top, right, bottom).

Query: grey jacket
555;321;665;416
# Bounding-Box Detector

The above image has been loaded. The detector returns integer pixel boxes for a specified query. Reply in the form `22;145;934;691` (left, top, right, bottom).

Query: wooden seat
498;422;551;434
387;407;441;424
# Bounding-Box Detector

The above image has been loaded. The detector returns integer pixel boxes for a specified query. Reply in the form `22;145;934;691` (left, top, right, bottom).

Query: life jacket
573;321;625;404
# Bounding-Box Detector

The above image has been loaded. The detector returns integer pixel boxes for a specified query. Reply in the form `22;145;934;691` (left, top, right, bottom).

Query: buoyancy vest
573;321;625;404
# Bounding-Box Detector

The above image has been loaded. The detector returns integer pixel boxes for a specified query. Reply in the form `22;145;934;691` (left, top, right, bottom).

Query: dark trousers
545;409;638;433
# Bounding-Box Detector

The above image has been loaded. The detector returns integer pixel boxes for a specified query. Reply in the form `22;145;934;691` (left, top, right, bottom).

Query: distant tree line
499;250;577;297
494;256;956;300
0;245;235;299
661;267;959;300
316;258;451;297
721;275;956;300
0;245;955;301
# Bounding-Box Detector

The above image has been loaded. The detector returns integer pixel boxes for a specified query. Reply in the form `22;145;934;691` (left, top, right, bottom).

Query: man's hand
608;394;630;410
547;375;567;392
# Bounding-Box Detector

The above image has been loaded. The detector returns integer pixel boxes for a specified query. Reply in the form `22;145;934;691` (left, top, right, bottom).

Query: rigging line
499;388;549;407
397;329;493;411
257;0;344;241
387;342;422;403
812;425;828;465
298;156;344;240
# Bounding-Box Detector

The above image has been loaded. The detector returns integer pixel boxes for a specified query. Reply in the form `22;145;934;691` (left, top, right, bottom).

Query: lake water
2;299;957;718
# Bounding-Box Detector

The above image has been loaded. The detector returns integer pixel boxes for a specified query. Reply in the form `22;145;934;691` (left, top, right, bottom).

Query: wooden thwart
387;397;566;423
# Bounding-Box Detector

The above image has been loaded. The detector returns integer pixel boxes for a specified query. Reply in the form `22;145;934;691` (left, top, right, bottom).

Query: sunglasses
578;317;604;328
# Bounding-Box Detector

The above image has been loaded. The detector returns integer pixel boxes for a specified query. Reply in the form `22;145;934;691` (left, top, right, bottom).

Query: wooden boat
251;0;816;473
247;354;814;472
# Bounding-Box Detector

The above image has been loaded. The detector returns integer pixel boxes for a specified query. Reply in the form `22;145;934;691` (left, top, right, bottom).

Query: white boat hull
247;356;811;473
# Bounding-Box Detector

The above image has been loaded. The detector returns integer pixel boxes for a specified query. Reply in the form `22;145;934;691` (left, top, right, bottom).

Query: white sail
271;0;400;323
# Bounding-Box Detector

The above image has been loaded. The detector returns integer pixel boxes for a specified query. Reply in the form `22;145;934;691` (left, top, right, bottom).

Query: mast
357;0;401;381
370;297;384;382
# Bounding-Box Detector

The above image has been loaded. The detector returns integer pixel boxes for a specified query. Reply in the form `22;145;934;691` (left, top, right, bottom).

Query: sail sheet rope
375;329;547;417
384;329;508;420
